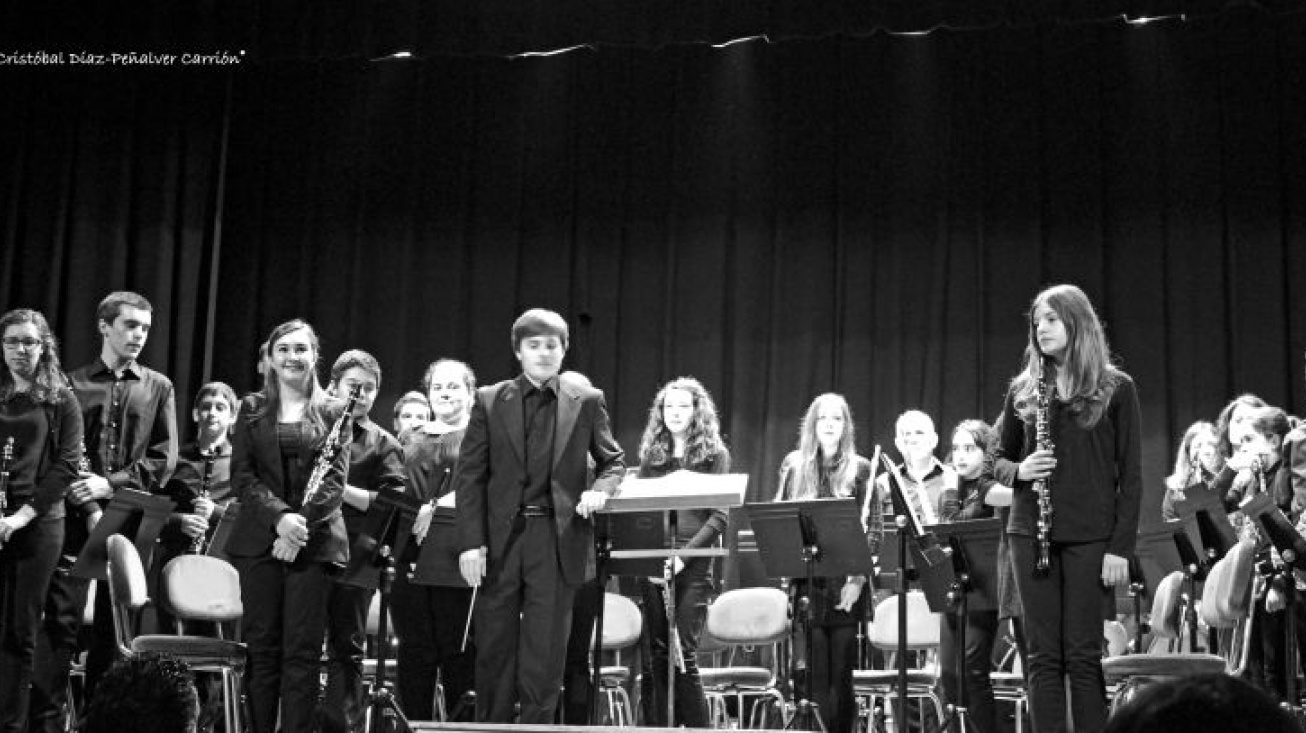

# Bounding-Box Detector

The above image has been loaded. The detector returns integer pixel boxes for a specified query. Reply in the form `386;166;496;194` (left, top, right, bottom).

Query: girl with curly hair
636;376;730;727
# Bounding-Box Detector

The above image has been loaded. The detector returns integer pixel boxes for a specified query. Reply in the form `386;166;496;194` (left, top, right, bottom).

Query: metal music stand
71;488;174;580
203;500;241;561
746;498;873;733
596;471;745;727
342;488;424;733
928;518;1002;733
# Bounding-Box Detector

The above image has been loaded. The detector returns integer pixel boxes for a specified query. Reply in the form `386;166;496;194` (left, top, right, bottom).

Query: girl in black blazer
228;319;349;733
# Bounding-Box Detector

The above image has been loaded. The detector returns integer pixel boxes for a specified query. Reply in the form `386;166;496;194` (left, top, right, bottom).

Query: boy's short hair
393;390;431;420
511;308;569;352
96;291;153;325
330;349;383;387
896;410;935;436
194;381;238;413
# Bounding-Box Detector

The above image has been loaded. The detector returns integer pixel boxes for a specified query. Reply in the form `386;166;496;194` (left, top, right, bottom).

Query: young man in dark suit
455;308;625;724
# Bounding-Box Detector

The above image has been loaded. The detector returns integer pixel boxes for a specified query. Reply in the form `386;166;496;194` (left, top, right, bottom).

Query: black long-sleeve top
997;371;1143;557
0;388;83;519
68;358;178;493
637;449;731;551
342;417;406;534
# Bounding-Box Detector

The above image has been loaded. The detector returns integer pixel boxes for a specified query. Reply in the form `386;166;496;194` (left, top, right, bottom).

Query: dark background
3;1;1305;548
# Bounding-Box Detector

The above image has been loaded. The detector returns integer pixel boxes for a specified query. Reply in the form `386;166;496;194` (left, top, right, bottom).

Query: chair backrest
1103;619;1129;657
1207;539;1256;627
1149;571;1185;639
704;588;789;646
870;591;940;650
162;555;243;624
601;592;643;651
106;534;149;656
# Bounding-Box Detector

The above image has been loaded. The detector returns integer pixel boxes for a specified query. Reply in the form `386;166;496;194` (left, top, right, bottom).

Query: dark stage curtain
4;7;1306;555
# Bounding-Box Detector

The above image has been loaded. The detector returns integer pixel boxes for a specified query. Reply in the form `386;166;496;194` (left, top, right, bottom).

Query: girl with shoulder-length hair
0;308;84;730
996;284;1143;733
1160;421;1221;521
773;392;879;733
225;318;350;733
636;377;730;728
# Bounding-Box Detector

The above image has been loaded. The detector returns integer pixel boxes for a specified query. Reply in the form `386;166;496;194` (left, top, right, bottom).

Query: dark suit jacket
455;372;625;585
226;393;349;563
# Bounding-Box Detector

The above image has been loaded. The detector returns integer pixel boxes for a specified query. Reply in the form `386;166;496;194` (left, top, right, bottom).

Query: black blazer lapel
498;381;526;467
553;381;581;469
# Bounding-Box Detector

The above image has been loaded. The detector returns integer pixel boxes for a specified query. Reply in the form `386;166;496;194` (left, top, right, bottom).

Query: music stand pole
895;516;910;733
944;544;970;733
786;511;827;733
366;550;413;733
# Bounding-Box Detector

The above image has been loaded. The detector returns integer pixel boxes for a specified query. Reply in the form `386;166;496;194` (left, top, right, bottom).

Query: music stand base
366;686;413;733
786;699;827;733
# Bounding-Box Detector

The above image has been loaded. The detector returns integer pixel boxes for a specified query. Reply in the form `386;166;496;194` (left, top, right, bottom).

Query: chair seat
132;635;246;667
1101;653;1226;682
853;668;937;689
599;666;630;686
700;666;774;690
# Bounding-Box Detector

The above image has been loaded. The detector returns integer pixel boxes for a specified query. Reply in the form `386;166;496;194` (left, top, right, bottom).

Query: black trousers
562;577;602;724
320;580;374;732
1010;539;1109;733
239;554;335;733
473;518;576;724
800;623;858;733
1;515;63;733
939;608;999;733
639;572;711;728
28;554;90;733
389;571;476;721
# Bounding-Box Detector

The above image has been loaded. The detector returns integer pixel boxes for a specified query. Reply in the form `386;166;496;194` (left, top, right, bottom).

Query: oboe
0;437;14;513
1034;356;1055;575
189;449;216;554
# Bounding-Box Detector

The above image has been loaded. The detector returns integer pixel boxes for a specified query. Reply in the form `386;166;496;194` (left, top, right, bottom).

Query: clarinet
0;437;14;513
189;449;216;554
1034;356;1055;575
300;384;362;509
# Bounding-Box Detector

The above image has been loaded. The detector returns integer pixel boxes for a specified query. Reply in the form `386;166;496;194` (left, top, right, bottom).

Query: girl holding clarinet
226;319;350;733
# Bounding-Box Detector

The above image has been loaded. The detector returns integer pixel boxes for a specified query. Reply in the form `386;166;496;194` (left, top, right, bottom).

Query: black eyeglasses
1;337;42;350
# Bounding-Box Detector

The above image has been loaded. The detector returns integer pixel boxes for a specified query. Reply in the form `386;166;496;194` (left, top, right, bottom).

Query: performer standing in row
321;350;407;733
636;377;730;727
938;419;1011;733
393;359;478;721
31;291;178;731
157;382;240;631
0;309;84;732
456;308;625;724
226;319;350;733
876;410;955;526
997;283;1142;733
393;390;432;443
773;393;878;733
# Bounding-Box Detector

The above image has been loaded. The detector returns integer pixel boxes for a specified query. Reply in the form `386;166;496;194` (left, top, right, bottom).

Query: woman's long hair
1011;284;1120;429
638;377;726;470
1215;393;1267;460
0;308;70;405
1165;421;1218;491
248;319;332;434
786;393;859;500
